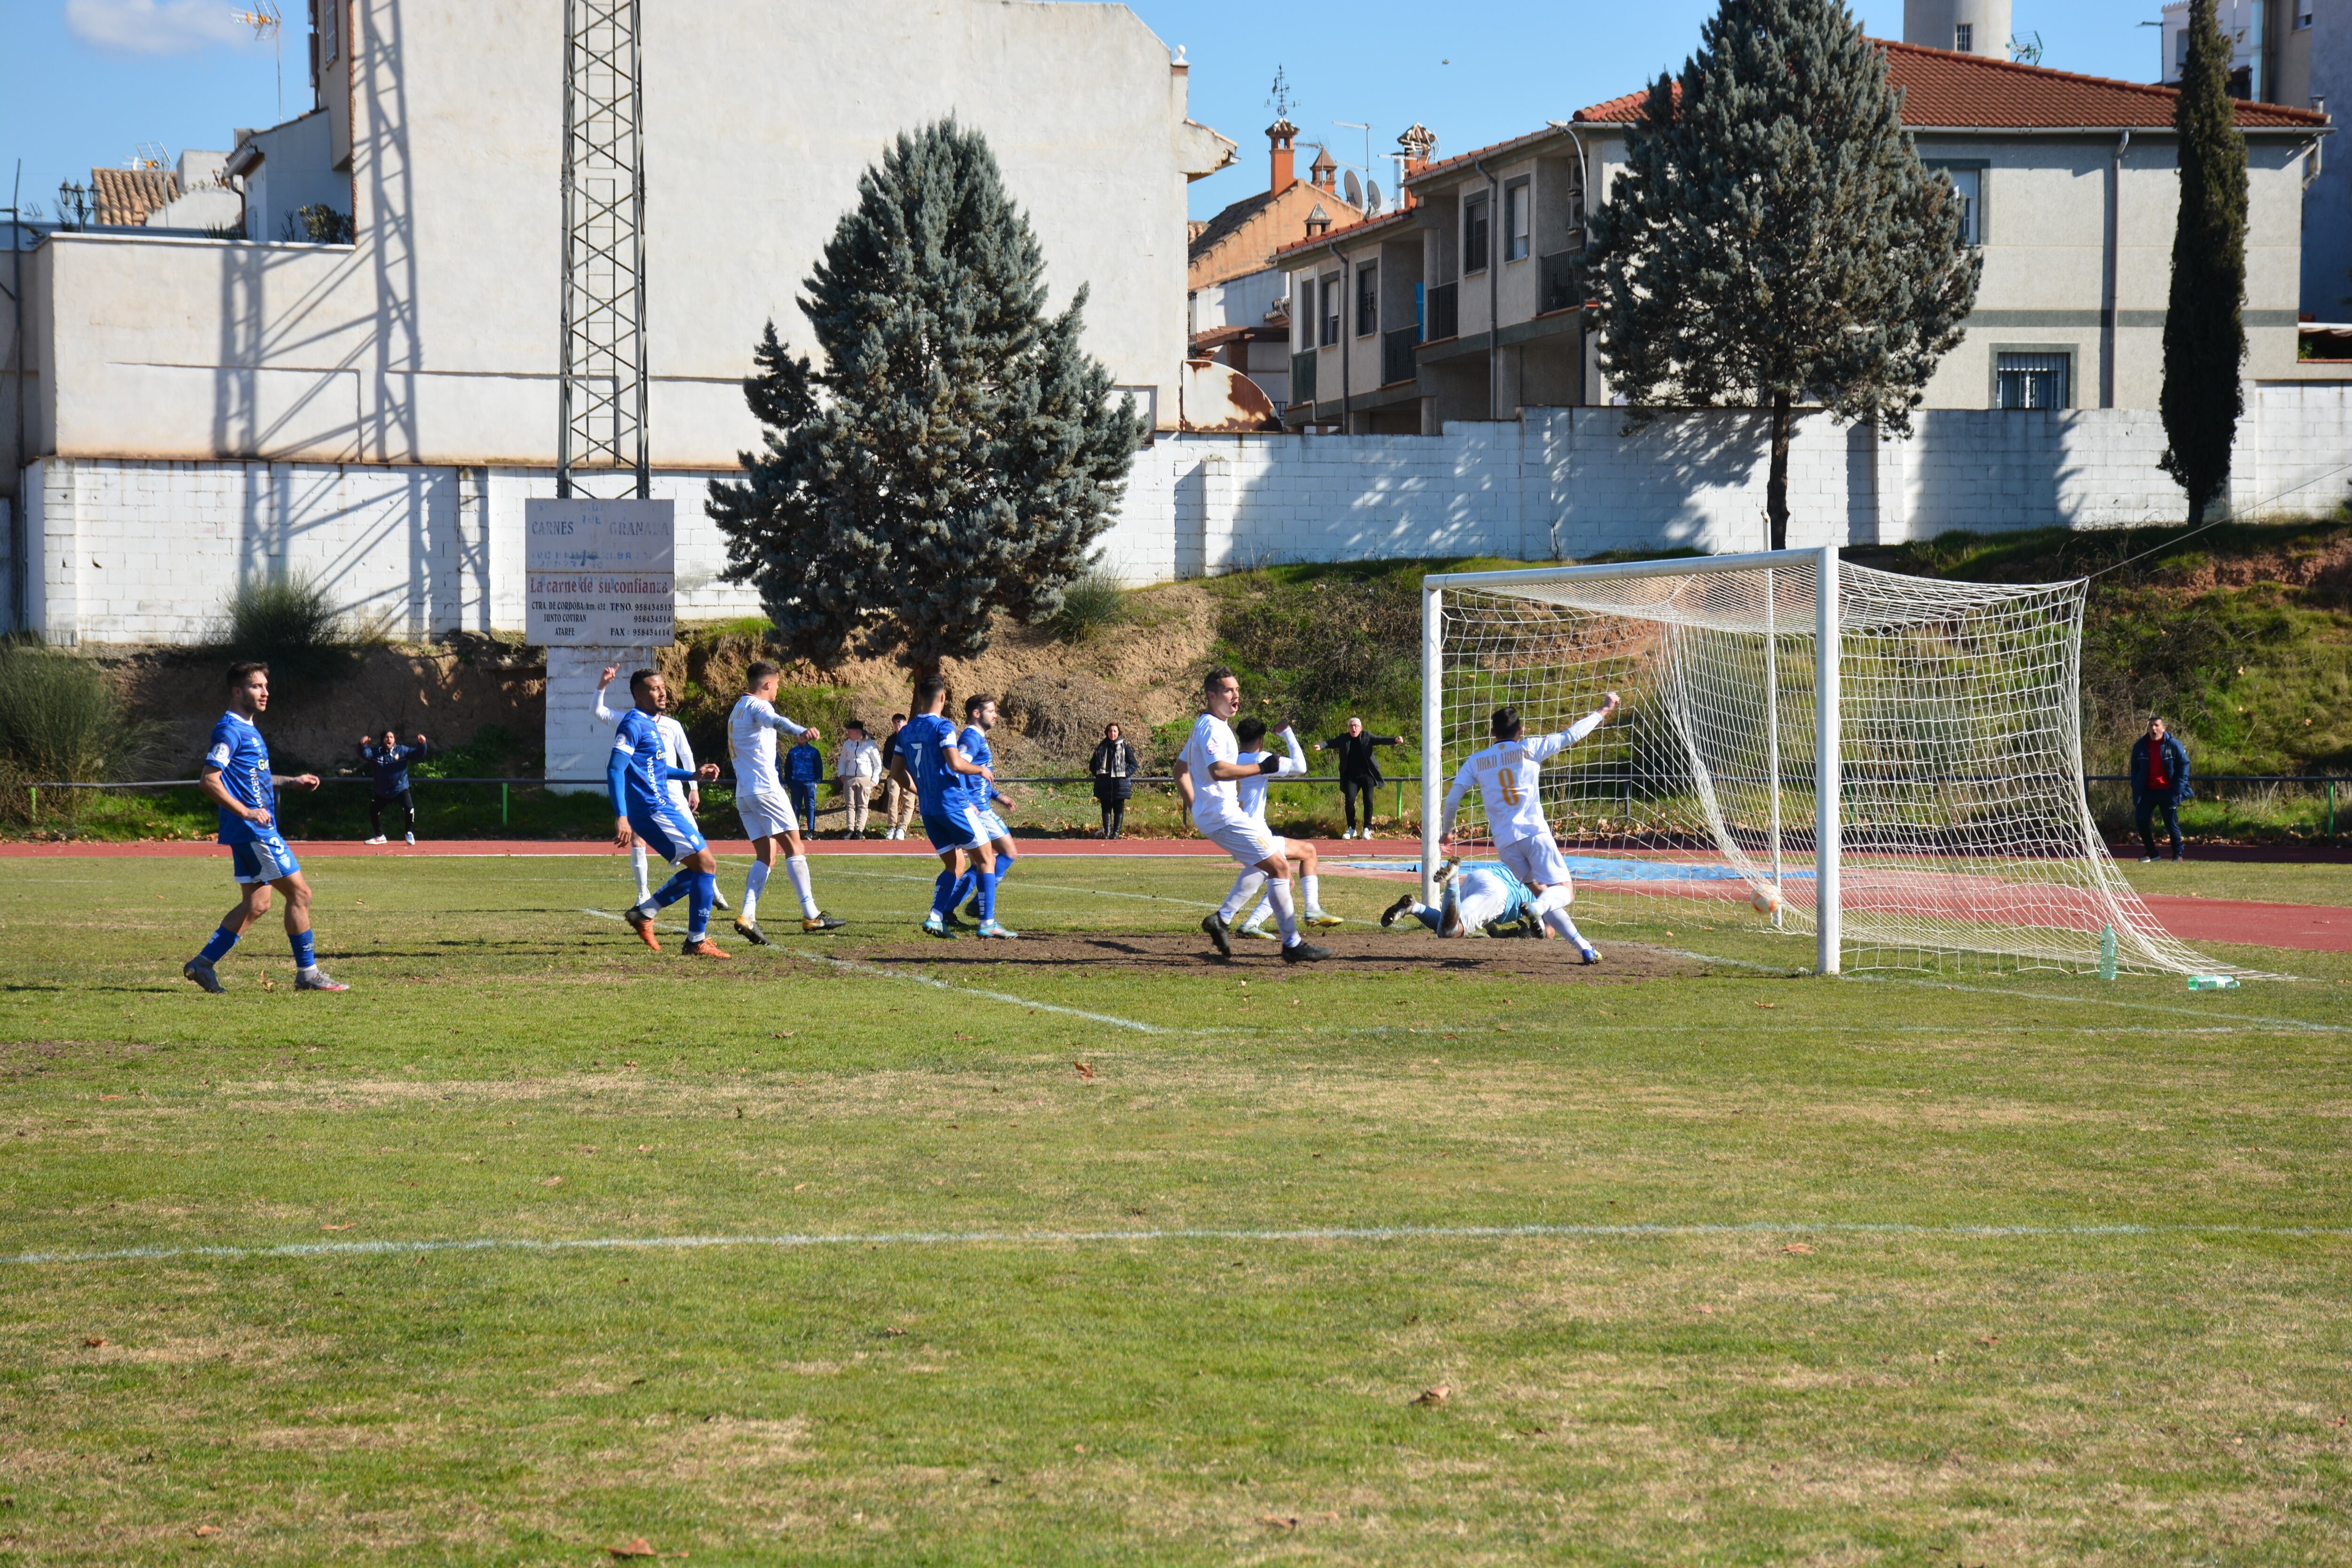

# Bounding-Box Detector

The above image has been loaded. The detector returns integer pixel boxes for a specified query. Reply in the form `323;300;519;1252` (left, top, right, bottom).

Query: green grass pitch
2;852;2348;1564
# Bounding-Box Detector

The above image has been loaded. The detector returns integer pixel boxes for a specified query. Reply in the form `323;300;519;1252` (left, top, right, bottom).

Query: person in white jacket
1233;716;1341;937
594;664;729;912
834;722;883;837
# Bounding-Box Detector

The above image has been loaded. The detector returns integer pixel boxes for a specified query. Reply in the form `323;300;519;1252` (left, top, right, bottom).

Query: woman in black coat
1090;723;1140;839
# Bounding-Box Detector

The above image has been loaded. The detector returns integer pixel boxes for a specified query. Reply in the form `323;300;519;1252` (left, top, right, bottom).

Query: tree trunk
1766;392;1793;552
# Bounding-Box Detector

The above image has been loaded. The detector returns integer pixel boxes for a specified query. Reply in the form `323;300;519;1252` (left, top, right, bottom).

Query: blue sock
948;867;977;912
930;868;958;918
289;929;316;969
198;926;239;964
649;868;696;909
1414;907;1443;934
687;872;716;941
976;866;1000;921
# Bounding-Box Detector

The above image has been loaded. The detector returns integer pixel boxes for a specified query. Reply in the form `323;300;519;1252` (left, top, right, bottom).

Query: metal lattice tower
558;0;649;499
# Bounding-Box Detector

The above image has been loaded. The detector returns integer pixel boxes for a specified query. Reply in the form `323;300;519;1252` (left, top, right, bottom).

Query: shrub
1047;568;1130;643
0;646;155;820
220;574;373;685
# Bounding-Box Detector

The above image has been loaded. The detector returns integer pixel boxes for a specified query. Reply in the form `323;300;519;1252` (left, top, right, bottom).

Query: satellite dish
1367;181;1383;214
1343;169;1362;207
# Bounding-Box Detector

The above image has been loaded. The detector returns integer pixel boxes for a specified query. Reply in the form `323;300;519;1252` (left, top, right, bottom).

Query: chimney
1304;202;1331;239
1267;116;1298;193
1396;124;1437;210
1310;144;1338;193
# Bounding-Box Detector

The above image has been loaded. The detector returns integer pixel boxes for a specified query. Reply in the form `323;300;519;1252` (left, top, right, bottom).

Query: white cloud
64;0;260;55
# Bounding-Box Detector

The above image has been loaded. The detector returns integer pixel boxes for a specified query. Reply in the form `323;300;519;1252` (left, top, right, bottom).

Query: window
1504;179;1531;262
1463;191;1490;274
1320;275;1340;347
2296;8;2313;31
1355;261;1378;337
1953;23;1971;53
315;0;338;64
1938;166;1981;246
1996;352;2069;410
1295;279;1313;349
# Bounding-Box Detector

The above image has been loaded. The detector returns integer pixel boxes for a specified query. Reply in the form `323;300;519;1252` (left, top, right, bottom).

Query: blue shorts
628;796;707;863
922;802;1011;853
229;832;301;884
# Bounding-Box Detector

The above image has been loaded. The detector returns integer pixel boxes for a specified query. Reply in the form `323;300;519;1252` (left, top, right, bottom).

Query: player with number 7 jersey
1438;694;1620;963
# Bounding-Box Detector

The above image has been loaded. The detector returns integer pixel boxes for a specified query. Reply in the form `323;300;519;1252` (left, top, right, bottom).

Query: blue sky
0;1;2169;223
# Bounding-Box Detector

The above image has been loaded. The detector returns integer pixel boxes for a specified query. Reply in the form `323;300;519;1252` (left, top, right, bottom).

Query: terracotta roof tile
1567;40;2328;132
1269;206;1418;263
90;167;180;226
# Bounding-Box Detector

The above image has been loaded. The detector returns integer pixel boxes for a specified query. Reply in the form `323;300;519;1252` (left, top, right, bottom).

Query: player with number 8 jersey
1439;695;1620;963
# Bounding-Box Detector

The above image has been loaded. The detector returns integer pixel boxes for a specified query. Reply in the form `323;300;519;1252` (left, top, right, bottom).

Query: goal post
1421;547;2248;979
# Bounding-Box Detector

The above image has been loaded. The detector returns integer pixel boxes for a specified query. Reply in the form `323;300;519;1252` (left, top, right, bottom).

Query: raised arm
1279;725;1308;775
1528;694;1622;760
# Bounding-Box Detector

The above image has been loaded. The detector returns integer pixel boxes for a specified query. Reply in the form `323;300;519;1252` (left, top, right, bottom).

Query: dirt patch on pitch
836;930;1702;982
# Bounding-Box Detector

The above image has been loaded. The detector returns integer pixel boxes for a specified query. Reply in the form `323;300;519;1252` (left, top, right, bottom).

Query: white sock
1219;870;1266;922
785;855;819;919
631;842;651;903
1302;873;1323;916
1267;878;1301;944
1531;884;1574;918
1543;907;1594;950
1243;892;1272;927
742;860;771;920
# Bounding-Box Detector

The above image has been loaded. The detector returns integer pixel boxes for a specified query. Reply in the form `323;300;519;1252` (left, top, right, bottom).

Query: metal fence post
501;783;509;828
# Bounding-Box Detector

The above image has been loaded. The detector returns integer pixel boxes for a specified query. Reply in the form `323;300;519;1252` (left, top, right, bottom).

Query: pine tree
707;119;1144;681
1581;0;1979;551
2159;0;2249;523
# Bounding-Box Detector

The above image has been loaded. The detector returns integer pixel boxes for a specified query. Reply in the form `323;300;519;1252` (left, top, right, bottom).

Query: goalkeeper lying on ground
1381;860;1546;939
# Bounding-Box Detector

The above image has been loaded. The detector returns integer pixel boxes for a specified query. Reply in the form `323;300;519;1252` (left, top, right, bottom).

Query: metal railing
1382;325;1420;387
1539;248;1582;315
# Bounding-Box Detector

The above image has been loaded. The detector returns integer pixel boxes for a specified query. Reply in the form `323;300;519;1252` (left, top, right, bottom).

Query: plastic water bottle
2187;975;2240;992
2098;923;2117;982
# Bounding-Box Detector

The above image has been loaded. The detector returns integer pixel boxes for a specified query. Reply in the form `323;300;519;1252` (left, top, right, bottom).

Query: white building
0;0;1233;643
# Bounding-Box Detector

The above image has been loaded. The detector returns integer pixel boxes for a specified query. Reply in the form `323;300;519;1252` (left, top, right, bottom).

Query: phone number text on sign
524;498;676;646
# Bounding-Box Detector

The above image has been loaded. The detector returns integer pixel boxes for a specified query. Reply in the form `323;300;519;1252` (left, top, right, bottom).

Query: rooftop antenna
131;142;171;171
2008;30;2043;66
229;1;283;123
1334;119;1372;207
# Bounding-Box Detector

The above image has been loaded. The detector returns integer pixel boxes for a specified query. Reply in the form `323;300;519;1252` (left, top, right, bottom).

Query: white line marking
10;1218;2347;1269
1654;946;2352;1034
579;909;1163;1034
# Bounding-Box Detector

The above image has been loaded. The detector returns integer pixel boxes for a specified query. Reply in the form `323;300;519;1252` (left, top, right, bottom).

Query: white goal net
1422;548;2241;977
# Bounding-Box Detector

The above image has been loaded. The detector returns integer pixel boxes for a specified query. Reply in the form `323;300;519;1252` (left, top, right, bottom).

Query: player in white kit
1438;696;1621;963
1229;716;1341;939
724;660;846;943
1178;667;1329;963
595;665;729;912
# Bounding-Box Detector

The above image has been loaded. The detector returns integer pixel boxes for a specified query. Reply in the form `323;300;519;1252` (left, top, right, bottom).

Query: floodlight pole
1420;583;1444;905
1813;544;1842;975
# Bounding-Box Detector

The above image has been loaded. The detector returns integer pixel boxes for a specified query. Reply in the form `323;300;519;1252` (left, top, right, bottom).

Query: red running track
3;837;2345;954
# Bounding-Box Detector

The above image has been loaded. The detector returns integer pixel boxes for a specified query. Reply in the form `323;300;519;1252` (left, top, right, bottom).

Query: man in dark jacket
2129;715;2192;862
358;729;428;844
1315;717;1406;839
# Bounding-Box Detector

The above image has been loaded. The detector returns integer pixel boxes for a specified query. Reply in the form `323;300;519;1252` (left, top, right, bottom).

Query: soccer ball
1749;885;1780;916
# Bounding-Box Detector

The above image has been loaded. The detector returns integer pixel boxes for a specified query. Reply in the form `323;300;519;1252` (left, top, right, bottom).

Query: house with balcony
1284;41;2329;434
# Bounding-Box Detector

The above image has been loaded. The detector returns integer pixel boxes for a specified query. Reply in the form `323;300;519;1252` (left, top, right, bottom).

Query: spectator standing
786;730;826;835
2129;715;2193;862
877;713;916;840
834;721;883;837
1315;717;1406;839
358;729;428;844
1090;722;1140;838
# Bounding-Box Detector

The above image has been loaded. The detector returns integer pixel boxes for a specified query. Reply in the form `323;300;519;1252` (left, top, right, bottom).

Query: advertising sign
524;498;675;646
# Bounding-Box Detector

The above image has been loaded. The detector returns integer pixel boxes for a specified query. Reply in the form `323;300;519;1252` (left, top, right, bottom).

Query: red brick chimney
1267;117;1297;193
1310;145;1338;192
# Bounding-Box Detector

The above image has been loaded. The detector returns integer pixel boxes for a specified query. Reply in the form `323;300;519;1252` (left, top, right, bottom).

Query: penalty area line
11;1218;2350;1269
579;909;1163;1034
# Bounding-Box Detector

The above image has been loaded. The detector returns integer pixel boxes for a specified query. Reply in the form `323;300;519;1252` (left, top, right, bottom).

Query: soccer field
3;852;2349;1564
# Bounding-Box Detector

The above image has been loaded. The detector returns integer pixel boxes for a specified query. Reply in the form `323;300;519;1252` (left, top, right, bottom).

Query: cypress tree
707;119;1144;682
2158;0;2249;523
1581;0;1978;551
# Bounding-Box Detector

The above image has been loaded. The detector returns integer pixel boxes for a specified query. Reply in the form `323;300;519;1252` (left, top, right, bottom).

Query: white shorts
1451;868;1516;930
736;787;800;841
963;804;1011;846
1201;816;1280;869
1496;832;1572;895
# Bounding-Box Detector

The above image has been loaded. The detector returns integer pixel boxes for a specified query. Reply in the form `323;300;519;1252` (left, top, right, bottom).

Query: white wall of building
12;382;2348;649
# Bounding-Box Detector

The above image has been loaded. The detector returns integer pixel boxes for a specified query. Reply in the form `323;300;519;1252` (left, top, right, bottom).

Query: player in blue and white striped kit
608;669;727;958
183;662;346;993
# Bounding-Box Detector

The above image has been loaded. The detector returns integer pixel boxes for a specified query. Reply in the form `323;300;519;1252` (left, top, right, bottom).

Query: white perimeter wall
10;382;2350;649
